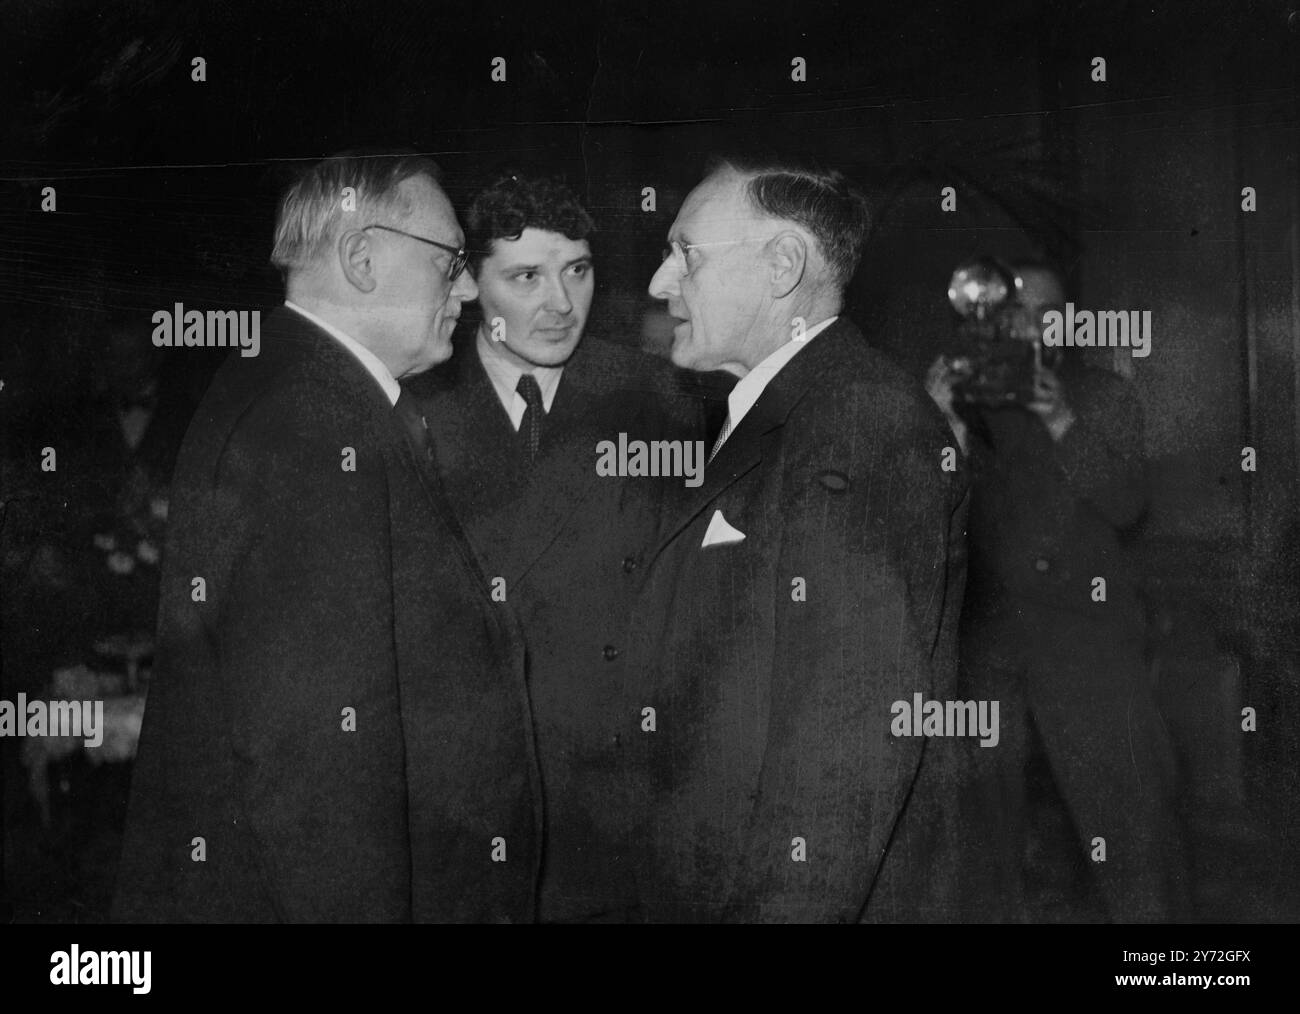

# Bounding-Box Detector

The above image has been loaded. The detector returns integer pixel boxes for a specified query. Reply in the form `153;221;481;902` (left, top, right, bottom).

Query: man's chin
418;336;456;370
516;334;583;369
541;346;581;368
668;324;705;370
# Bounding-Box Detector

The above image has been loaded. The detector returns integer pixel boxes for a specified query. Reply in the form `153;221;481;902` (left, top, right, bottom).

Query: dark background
2;0;1298;921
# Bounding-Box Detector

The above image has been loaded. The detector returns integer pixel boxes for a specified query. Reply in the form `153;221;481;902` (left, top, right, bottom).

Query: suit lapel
446;337;521;494
393;420;486;568
260;315;477;589
420;338;598;588
650;320;859;559
417;343;523;574
650;415;766;558
503;349;610;586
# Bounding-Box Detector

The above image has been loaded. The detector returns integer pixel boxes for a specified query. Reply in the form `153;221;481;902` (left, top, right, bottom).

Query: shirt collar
284;300;401;406
726;315;838;431
476;329;565;417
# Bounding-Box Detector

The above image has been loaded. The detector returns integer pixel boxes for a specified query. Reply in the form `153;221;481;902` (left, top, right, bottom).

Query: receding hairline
704;159;835;199
392;173;458;230
272;152;452;274
683;166;794;225
685;164;828;259
696;163;764;205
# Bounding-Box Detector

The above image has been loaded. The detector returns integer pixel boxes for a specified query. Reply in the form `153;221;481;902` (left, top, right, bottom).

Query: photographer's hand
1026;365;1076;442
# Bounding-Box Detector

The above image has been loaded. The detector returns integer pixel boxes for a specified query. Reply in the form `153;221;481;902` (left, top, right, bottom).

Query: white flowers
106;551;136;575
96;535;160;571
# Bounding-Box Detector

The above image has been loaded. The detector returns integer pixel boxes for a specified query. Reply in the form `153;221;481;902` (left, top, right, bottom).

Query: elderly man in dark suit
407;173;709;922
621;157;973;922
114;152;541;923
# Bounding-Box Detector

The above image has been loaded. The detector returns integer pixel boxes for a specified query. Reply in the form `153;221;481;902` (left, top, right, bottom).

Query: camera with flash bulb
943;257;1062;409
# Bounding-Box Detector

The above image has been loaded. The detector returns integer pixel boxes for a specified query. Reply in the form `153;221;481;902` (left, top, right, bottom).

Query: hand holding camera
931;257;1075;442
1025;363;1076;441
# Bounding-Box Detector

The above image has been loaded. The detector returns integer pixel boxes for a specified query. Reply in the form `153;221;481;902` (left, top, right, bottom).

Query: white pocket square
701;509;746;548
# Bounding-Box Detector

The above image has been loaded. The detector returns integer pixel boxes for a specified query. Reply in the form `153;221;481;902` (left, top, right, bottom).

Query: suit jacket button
622;556;638;574
603;644;621;661
1034;557;1051;573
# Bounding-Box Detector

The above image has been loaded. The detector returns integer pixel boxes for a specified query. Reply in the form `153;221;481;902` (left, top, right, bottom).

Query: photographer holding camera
926;260;1190;922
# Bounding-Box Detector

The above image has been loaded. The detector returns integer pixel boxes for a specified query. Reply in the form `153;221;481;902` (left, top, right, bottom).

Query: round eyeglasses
364;223;469;281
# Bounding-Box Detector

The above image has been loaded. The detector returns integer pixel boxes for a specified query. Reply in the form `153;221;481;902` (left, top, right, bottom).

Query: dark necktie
393;389;434;465
708;411;733;464
517;373;544;461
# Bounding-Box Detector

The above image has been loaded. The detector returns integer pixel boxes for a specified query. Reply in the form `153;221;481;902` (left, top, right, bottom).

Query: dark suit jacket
113;307;541;923
408;334;709;921
620;317;975;922
961;365;1147;628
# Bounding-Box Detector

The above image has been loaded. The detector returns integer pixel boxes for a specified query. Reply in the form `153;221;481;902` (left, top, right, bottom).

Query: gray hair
706;154;871;289
270;150;443;273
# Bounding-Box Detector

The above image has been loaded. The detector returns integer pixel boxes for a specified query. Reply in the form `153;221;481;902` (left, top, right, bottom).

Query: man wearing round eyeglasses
115;151;538;924
627;155;975;922
345;195;477;376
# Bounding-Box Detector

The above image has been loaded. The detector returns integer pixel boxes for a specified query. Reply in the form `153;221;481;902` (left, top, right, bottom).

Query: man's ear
767;231;808;299
338;228;378;294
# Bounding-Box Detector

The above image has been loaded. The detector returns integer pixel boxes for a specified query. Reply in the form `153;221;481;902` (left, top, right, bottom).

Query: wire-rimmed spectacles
364;223;469;281
660;237;770;273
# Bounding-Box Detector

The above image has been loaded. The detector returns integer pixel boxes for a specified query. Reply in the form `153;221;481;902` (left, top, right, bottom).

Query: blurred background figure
1;304;194;922
926;259;1190;922
81;315;189;641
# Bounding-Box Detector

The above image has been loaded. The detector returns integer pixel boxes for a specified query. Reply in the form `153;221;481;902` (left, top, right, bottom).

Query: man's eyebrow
496;256;594;272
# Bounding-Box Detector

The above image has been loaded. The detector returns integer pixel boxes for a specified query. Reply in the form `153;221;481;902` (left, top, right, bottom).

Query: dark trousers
958;601;1192;922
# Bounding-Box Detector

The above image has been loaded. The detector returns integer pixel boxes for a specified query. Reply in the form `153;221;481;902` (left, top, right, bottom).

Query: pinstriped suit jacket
621;317;979;922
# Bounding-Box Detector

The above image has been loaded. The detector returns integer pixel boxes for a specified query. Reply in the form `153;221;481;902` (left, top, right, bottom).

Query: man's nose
544;275;574;315
648;257;679;301
452;269;478;302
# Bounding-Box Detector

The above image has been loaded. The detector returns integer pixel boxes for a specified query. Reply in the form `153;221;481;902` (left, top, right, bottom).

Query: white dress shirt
476;330;564;431
712;315;838;456
284;300;401;406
